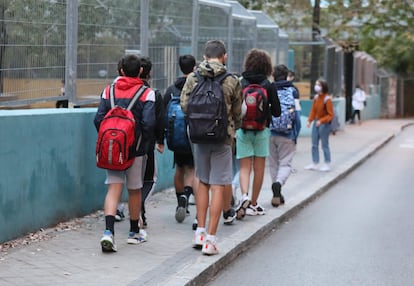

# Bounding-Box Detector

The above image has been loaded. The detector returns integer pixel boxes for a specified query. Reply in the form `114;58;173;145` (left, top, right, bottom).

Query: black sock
105;215;115;235
176;192;184;204
183;186;193;199
130;219;139;233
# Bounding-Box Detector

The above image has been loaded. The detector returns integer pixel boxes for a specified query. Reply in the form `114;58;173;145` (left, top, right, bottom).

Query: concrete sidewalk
0;119;413;286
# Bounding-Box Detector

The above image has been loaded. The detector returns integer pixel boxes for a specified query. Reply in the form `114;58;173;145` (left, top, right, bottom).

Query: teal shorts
236;128;270;159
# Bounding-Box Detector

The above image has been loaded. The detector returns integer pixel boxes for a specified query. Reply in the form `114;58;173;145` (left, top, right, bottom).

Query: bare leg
251;156;265;206
207;184;224;235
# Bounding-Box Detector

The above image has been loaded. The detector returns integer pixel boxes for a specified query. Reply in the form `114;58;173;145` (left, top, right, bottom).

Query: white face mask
314;85;322;93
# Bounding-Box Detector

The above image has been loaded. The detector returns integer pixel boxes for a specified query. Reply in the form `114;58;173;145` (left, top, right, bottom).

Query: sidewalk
0;119;413;286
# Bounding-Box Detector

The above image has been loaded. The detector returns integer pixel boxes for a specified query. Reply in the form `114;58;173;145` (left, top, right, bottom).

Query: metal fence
0;0;290;107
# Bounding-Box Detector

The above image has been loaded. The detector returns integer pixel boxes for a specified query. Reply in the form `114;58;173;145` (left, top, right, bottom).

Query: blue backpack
270;86;296;134
165;85;192;153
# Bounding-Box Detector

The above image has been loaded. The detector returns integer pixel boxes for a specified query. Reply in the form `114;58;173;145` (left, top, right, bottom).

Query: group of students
93;39;335;256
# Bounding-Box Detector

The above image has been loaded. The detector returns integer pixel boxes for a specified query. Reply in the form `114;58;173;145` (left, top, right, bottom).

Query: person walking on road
94;55;156;252
235;48;281;219
181;40;242;255
304;78;334;172
351;84;366;125
163;54;197;223
269;64;301;207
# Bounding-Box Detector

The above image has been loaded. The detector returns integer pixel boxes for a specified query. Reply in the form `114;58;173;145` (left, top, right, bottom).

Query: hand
306;121;311;128
315;120;321;127
156;144;164;154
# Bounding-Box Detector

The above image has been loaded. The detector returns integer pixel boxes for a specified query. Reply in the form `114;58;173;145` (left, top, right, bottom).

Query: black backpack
187;71;230;144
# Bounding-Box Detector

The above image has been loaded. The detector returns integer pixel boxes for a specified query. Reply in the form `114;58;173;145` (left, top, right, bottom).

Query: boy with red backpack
94;54;156;252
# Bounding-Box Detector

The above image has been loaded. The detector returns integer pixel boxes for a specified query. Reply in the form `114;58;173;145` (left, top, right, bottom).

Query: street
208;124;414;286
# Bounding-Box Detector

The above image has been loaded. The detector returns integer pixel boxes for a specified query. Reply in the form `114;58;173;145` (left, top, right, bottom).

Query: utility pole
310;0;321;98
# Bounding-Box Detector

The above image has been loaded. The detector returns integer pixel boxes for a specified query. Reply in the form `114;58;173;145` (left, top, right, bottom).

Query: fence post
65;0;78;106
140;0;149;56
191;0;199;57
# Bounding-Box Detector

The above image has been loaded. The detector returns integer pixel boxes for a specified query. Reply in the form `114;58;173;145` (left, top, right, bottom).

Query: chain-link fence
0;0;291;108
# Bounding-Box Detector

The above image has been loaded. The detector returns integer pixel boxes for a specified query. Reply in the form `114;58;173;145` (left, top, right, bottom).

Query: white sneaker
193;231;205;249
202;239;219;255
100;230;117;252
319;164;331;172
246;203;266;216
304;163;318;170
127;229;148;244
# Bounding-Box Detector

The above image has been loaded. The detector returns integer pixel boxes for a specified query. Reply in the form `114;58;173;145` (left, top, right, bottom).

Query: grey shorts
193;143;233;185
105;156;145;190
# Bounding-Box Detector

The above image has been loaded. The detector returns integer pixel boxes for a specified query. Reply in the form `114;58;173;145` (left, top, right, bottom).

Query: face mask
314;85;322;93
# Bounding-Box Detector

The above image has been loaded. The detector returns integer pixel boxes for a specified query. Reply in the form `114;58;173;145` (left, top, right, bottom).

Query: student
137;56;165;228
304;78;334;172
94;54;156;252
180;40;242;255
163;54;197;223
235;48;281;219
269;64;301;207
351;84;366;125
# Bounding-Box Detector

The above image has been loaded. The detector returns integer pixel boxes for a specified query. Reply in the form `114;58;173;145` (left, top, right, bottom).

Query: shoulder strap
214;71;231;83
126;85;147;111
109;83;116;108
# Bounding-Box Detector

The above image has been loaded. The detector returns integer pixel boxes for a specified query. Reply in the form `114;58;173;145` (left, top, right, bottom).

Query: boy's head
204;40;227;63
179;55;196;75
272;64;289;81
139;56;152;80
287;70;295;81
243;48;272;76
119;54;141;77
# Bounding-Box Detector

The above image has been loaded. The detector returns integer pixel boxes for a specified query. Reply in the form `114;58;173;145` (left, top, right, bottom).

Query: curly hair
243;48;272;76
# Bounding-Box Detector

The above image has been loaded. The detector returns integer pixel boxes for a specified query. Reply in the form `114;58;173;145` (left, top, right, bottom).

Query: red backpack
96;84;146;171
241;81;268;131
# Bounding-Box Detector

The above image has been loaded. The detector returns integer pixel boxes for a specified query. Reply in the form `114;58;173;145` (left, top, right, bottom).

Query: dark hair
316;78;329;94
117;58;123;76
120;54;141;77
179;55;196;75
288;70;295;78
139;56;152;80
204;40;226;59
272;64;289;81
243;48;272;76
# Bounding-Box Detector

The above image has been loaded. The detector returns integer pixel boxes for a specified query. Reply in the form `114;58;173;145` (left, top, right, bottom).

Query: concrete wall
0;95;381;243
0;108;174;243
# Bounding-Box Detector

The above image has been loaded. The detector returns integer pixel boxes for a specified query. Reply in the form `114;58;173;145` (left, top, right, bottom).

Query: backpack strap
127;85;147;111
109;83;116;108
214;71;231;83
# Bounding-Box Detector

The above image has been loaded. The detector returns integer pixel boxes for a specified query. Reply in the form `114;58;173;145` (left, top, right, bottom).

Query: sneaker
202;239;219;255
175;195;187;223
319;164;331;172
223;208;236;225
193;231;205;249
188;194;196;205
127;229;148;244
100;230;117;252
192;218;198;231
246;203;266;216
236;197;250;220
304;163;318;170
115;209;125;222
271;182;285;207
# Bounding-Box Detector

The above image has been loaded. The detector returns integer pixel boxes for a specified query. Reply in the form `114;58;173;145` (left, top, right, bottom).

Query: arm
93;89;110;132
154;90;165;152
268;83;281;117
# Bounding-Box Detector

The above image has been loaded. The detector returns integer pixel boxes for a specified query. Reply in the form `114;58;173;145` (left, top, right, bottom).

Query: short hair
243;48;272;76
179;55;196;75
204;40;226;59
288;70;295;78
120;54;141;77
316;78;329;93
139;56;152;80
272;64;289;81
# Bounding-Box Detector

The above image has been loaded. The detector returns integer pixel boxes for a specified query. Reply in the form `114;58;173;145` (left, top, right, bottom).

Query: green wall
0;108;174;243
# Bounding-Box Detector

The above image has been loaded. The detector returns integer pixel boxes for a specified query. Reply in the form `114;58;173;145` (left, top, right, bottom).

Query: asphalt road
208;125;414;286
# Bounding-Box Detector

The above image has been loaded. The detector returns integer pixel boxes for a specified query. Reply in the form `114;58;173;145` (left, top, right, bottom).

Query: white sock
196;227;206;235
242;193;249;201
206;234;216;243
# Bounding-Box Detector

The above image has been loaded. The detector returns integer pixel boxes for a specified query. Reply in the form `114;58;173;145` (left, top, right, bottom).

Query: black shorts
174;152;194;168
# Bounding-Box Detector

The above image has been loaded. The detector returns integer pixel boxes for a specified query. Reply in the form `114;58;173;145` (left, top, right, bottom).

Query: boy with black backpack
181;40;242;255
94;54;156;252
163;54;197;224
